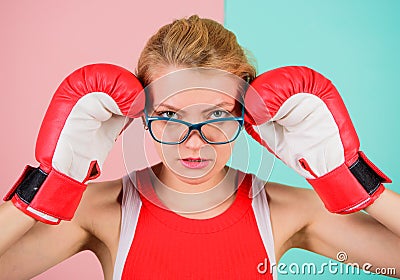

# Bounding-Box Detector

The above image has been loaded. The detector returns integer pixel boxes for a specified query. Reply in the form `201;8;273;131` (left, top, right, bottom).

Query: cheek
214;143;235;164
153;141;180;164
153;141;169;162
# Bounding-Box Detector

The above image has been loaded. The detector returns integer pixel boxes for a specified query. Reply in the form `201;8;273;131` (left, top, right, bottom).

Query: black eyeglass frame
143;105;245;145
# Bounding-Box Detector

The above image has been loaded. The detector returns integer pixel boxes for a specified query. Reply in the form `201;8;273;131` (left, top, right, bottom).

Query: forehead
151;89;237;110
146;67;246;107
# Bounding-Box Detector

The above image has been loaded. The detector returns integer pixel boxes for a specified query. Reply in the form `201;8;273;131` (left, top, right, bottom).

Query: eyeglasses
144;105;244;145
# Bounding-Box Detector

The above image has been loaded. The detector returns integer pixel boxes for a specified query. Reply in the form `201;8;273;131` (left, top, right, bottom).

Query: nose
183;129;207;149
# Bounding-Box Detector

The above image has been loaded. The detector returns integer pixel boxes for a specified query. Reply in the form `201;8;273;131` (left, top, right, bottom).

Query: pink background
0;1;223;279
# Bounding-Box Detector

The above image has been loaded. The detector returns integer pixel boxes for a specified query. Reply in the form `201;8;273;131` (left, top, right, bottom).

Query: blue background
225;0;399;279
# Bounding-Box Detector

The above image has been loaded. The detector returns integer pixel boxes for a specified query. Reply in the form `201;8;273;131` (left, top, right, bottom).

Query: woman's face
145;67;243;186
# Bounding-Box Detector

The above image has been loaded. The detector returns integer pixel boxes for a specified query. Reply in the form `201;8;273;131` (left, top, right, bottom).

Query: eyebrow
152;102;236;113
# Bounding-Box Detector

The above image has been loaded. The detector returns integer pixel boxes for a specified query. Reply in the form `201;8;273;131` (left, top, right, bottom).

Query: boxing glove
244;66;391;214
3;63;145;224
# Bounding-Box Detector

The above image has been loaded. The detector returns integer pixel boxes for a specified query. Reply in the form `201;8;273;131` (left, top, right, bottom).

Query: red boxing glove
3;64;145;224
244;66;391;214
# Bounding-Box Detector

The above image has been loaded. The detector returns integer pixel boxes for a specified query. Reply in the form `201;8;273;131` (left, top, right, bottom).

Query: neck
150;164;238;214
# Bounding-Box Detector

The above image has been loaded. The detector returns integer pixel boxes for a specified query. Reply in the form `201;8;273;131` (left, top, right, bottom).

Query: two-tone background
1;1;398;279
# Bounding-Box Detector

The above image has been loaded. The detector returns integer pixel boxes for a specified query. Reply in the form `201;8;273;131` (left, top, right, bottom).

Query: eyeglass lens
150;119;241;144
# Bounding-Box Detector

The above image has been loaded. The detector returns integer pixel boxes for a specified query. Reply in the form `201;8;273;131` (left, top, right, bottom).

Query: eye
157;110;178;119
210;110;229;119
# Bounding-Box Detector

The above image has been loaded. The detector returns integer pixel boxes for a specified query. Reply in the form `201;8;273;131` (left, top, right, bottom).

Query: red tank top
121;169;273;279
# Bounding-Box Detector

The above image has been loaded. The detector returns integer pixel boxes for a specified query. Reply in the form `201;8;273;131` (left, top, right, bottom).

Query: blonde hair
136;15;256;87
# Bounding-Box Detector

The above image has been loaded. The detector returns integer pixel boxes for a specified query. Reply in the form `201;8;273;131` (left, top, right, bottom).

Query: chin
171;167;213;184
177;173;213;185
174;164;228;186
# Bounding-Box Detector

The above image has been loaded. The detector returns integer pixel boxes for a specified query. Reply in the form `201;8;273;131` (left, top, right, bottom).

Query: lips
182;157;206;162
180;157;210;169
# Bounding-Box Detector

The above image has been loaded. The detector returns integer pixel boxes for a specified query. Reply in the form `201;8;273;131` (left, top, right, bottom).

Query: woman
0;15;399;279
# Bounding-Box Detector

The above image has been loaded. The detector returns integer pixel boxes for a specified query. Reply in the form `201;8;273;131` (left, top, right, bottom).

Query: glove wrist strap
350;151;391;194
3;165;87;224
307;151;391;214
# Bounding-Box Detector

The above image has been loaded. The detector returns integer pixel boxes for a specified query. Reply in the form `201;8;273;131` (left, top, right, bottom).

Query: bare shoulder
74;178;123;247
264;181;322;212
263;181;324;261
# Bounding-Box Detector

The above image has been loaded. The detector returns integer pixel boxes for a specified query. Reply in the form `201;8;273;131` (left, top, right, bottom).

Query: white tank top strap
251;174;278;279
113;171;142;280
